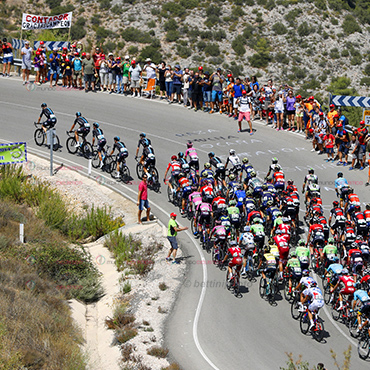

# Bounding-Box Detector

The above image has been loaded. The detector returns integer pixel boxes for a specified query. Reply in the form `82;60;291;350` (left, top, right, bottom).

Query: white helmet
229;149;236;155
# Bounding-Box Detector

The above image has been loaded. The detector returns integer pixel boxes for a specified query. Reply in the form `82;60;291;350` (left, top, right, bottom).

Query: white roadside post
47;128;55;176
88;158;92;176
19;223;24;243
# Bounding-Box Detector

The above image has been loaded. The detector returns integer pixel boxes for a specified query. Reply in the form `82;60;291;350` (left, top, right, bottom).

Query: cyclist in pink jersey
185;141;200;174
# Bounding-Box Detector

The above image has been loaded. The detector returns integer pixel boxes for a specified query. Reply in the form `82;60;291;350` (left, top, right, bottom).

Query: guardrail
0;56;23;76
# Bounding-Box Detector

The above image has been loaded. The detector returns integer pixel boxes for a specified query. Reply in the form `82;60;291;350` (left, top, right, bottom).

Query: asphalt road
1;78;368;369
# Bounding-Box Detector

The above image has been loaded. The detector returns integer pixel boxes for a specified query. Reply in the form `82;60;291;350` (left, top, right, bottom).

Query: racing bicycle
34;122;60;151
66;131;93;159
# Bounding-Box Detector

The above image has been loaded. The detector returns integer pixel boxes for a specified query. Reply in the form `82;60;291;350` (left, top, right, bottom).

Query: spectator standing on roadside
107;53;115;93
92;47;102;90
323;130;335;162
129;59;142;97
143;57;157;98
172;64;183;104
335;122;351;166
113;57;123;93
166;212;188;264
264;79;275;125
182;67;191;107
49;48;60;87
82;53;96;93
73;52;83;89
165;65;173;102
202;71;211;112
357;120;368;170
121;55;130;94
251;83;262;120
190;71;203;111
232;78;245;119
21;41;32;85
327;104;338;133
237;89;253;134
285;90;296;131
137;173;151;225
2;38;13;77
295;95;304;132
99;54;109;91
157;61;167;99
275;91;285;131
39;41;48;83
209;68;224;114
34;51;42;85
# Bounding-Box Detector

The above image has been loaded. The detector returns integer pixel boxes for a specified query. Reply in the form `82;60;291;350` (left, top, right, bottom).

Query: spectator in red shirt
323;131;335;162
137;174;151;224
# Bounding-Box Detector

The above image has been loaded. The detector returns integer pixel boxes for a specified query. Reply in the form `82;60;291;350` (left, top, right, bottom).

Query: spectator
34;50;42;85
39;41;48;83
72;52;83;89
237;89;253;134
107;53;115;93
209;68;224;114
129;59;142;97
349;132;361;170
327;104;338;132
263;79;275;125
275;91;285;131
165;65;173;102
285;90;296;131
157;61;167;99
92;47;102;90
166;212;188;264
232;77;245;119
49;48;60;87
182;67;191;107
143;57;157;98
172;64;183;103
21;41;32;85
122;55;130;95
225;75;235;117
113;57;123;94
137;173;151;224
188;69;194;109
202;71;211;112
190;71;203;111
251;83;262;120
335;122;351;166
99;54;109;91
244;75;251;90
2;38;13;77
251;75;259;90
323;129;335;162
295;95;304;132
81;52;96;93
357;120;368;169
61;54;72;88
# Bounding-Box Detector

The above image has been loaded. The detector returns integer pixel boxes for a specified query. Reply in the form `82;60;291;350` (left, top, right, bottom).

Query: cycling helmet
264;245;271;253
366;203;370;210
266;175;273;182
290;251;297;257
333;200;339;207
229;173;235;181
341;268;349;275
254;218;262;224
242;157;249;164
244;225;251;232
114;136;120;141
171;155;177;161
208;152;215;158
308;168;314;174
204;162;211;169
337;172;343;178
229;149;236;155
274;164;282;171
262;184;268;190
229;240;237;246
178;172;185;178
298;239;306;246
178;152;184;158
215;219;222;225
76;112;82;117
250;171;256;177
246;190;253;197
229;199;236;206
282;217;291;223
93;122;99;128
140;133;146;137
201;172;208;178
328;237;335;244
346;220;351;226
272;157;278;164
348;187;353;194
287;179;293;185
311;281;317;287
187;141;193;148
302;269;310;276
41;102;47;107
266;200;273;207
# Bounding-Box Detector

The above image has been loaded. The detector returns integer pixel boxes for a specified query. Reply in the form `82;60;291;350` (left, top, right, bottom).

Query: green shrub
205;14;220;28
127;45;138;55
360;77;370;86
139;45;162;64
265;0;275;10
256;0;267;4
292;66;307;80
314;0;326;10
99;0;111;10
342;15;361;34
204;43;220;56
328;0;344;11
232;35;246;56
166;30;179;42
164;19;177;31
364;64;370;76
351;55;362;65
91;14;100;26
232;6;245;17
243;24;254;39
284;9;300;27
275;52;288;64
213;29;226;41
330;18;338;25
248;52;271;68
341;49;350;57
272;22;287;35
197;40;206;51
96;27;111;42
121;27;152;43
180;0;199;8
71;21;86;39
147;346;169;358
297;21;312;37
200;30;213;39
176;45;191;58
111;4;123;14
330;48;340;59
147;20;156;28
162;2;185;17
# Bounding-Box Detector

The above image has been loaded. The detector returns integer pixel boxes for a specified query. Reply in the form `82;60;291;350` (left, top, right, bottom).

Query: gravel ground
22;154;186;370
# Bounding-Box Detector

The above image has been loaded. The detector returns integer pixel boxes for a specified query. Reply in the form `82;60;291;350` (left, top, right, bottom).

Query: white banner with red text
22;12;72;30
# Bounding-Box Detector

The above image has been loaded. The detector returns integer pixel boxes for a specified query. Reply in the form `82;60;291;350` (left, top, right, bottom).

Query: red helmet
242;90;247;94
116;56;121;60
82;52;86;56
74;52;79;56
131;60;136;64
334;114;339;118
171;155;177;161
40;41;44;45
337;123;343;128
330;104;335;108
227;73;232;78
72;44;76;48
296;95;302;99
62;53;66;57
101;53;105;57
360;120;365;125
308;96;314;101
36;51;40;55
63;46;68;50
319;112;324;116
198;66;203;71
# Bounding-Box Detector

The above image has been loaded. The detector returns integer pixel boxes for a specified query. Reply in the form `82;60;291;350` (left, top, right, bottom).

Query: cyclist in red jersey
273;233;290;280
164;155;181;192
222;241;243;281
330;268;356;310
306;222;324;256
177;172;192;215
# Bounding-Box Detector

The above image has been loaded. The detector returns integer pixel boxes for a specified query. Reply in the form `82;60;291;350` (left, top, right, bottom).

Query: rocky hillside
2;0;370;95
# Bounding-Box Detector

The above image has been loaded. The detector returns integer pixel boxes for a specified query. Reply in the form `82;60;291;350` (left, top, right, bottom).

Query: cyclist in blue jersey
92;123;107;168
37;103;57;133
69;112;90;147
110;136;129;178
335;172;349;207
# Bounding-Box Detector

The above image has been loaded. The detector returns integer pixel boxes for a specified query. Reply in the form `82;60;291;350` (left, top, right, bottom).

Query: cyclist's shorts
352;262;363;275
199;214;211;226
360;301;370;316
309;299;324;312
215;168;226;180
77;127;90;137
43;117;56;128
189;159;199;171
144;157;155;168
340;287;355;296
264;267;276;278
98;138;106;150
229;257;242;268
182;186;191;198
278;245;289;261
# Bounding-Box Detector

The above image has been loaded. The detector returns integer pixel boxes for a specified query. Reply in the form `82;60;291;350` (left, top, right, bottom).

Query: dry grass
147;346;169;358
161;364;182;370
159;282;168;291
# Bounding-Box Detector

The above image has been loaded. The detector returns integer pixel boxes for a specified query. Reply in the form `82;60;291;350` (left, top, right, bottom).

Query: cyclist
334;172;349;207
200;162;214;181
227;199;241;239
364;203;370;229
239;225;255;277
352;207;368;237
209;219;227;250
188;187;202;218
258;244;278;291
185;141;199;175
329;200;346;236
296;240;310;270
330;268;356;310
177;152;190;174
352;287;370;314
208;152;227;188
164;155;181;192
240;157;255;182
272;168;285;192
266;157;280;178
69;112;90;147
200;179;214;203
295;269;317;293
306;220;325;258
219;208;232;238
177;172;192;216
342;220;357;252
225;149;242;177
110;136;128;178
248;171;263;198
212;191;227;219
37;102;57;133
323;262;344;302
300;284;324;330
273;232;290;280
285;251;302;294
194;199;212;237
222;240;243;282
250;218;265;250
135;132;152;167
226;173;241;199
347;246;364;282
320;237;338;268
344;188;360;217
91;123;106;168
302;168;319;203
260;184;275;211
356;299;370;336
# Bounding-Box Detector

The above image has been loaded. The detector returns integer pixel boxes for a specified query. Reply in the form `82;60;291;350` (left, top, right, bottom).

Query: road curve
1;79;368;369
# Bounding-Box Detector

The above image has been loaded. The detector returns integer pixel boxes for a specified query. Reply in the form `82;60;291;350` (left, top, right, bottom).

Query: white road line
26;145;220;370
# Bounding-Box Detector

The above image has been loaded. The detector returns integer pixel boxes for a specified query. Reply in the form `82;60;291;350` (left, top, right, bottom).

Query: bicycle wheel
92;151;100;169
103;155;114;173
283;278;291;301
34;129;45;146
349;316;361;338
313;317;325;342
136;162;144;179
226;270;232;291
358;336;370;360
259;277;266;299
120;165;130;182
331;304;342;322
66;137;78;154
150;167;159;183
300;313;310;335
110;160;118;178
211;247;219;265
82;141;93;159
291;297;301;320
167;184;175;203
52;134;60;151
234;275;240;296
